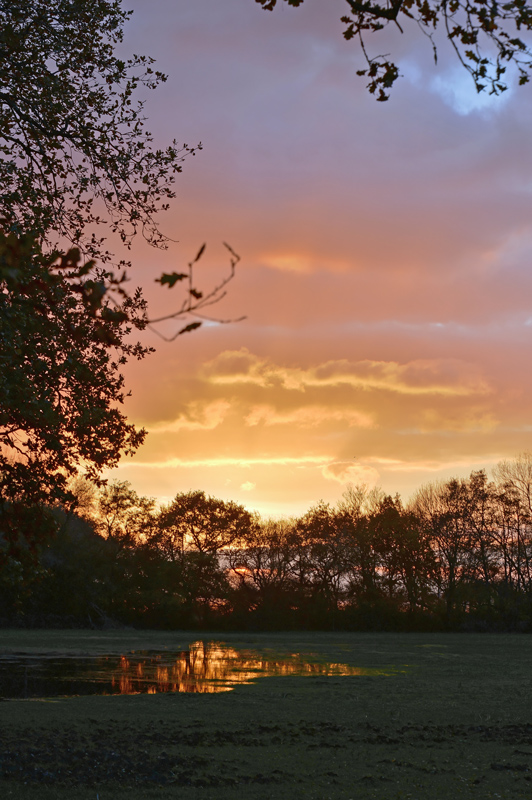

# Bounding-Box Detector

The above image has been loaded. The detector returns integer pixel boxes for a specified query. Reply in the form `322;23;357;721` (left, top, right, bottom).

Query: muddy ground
1;630;531;799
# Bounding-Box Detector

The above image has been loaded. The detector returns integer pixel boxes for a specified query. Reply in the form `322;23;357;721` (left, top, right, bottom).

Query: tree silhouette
0;236;147;548
256;0;532;100
156;490;253;555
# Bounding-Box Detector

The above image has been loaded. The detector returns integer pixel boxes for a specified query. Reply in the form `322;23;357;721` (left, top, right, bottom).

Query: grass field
1;630;532;799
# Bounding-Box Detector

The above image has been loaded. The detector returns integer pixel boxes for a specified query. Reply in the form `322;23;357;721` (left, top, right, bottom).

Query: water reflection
0;641;402;699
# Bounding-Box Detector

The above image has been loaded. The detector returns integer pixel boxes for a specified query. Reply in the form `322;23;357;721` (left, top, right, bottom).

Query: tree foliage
0;0;198;256
256;0;532;100
153;490;253;555
95;480;156;549
0;233;147;527
0;0;242;331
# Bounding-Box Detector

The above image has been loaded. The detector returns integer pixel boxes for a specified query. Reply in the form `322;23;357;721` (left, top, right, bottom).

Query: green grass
1;630;532;799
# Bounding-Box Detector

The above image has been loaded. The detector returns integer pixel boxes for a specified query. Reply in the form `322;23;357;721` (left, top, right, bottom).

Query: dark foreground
1;630;531;799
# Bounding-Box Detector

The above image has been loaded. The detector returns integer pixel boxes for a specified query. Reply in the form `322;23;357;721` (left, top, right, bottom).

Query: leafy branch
256;0;532;99
150;242;245;341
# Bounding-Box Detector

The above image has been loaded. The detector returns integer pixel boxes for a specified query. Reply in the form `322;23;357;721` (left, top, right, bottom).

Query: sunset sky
109;0;532;517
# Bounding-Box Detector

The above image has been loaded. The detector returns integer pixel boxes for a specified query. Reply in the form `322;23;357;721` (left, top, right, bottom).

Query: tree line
3;454;532;631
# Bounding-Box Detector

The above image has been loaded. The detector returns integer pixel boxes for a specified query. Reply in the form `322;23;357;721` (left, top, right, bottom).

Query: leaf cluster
256;0;532;99
154;489;254;555
0;0;200;257
0;231;148;514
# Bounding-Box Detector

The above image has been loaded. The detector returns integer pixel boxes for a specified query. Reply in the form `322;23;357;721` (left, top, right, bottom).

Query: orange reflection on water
107;642;399;695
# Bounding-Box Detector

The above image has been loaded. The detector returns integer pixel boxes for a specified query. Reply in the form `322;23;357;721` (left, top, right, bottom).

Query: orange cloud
366;456;490;473
322;461;380;486
124;455;332;469
145;400;231;433
260;251;352;273
204;348;491;397
244;404;374;428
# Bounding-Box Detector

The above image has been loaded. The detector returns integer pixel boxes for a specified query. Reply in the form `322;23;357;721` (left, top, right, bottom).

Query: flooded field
1;631;532;800
0;640;403;698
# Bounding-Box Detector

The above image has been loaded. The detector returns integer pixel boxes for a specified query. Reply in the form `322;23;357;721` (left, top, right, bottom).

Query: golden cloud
260;252;313;272
366;456;489;473
260;251;352;273
203;349;490;397
244;404;374;428
144;400;231;433
123;454;332;470
322;461;381;486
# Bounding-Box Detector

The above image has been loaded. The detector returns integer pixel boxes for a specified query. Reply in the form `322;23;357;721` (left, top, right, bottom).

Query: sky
108;0;532;517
